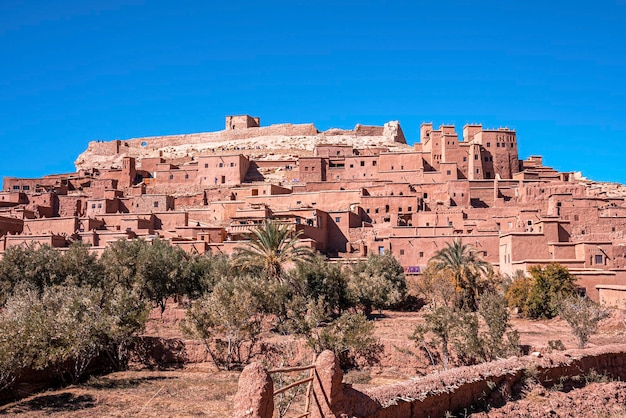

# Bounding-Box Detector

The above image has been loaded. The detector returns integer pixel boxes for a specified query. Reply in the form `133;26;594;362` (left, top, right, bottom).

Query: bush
506;264;578;319
181;276;262;370
348;253;407;315
559;296;610;348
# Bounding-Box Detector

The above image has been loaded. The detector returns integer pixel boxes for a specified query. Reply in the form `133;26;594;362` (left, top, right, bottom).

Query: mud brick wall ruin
233;345;626;418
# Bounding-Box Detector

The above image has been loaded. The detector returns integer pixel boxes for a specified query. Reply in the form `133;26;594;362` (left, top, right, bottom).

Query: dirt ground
1;308;625;417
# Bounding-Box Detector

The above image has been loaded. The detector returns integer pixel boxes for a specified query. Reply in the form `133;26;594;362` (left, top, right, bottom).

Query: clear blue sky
1;1;626;183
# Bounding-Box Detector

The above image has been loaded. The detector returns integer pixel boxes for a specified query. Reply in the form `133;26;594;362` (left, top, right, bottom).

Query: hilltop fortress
2;115;626;302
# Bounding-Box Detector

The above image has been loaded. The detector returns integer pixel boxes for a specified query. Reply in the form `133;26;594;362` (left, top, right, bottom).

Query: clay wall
23;217;80;236
341;155;379;180
244;190;362;212
0;215;23;236
130;194;175;213
314;145;354;157
378;152;424;173
353;124;384;136
360;196;419;226
0;191;27;206
596;284;626;306
174;193;205;208
5;234;67;249
197;155;249;186
349;345;626;418
225;115;260;130
154;211;188;230
327;210;361;253
85;198;119;217
298;157;326;182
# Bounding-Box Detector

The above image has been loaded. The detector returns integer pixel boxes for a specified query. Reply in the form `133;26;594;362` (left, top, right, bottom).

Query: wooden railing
268;364;315;418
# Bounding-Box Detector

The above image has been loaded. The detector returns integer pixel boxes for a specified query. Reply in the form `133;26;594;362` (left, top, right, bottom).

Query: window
349;164;353;168
153;201;159;208
221;176;225;184
360;161;365;167
398;207;402;212
483;251;488;257
204;163;209;168
305;167;309;171
335;217;341;223
366;208;370;213
185;174;189;179
22;185;30;191
595;254;603;264
169;174;174;180
463;156;467;162
97;203;102;209
385;205;389;213
446;170;451;175
378;246;385;255
372;161;377;166
476;169;480;173
219;163;224;167
486;142;490;147
484;157;489;162
230;162;235;167
423;193;428;199
474;154;478;160
12;185;19;190
408;206;412;212
375;208;379;214
497;143;500;148
400;249;405;255
574;215;579;221
419;252;424;258
527;220;533;226
91;204;96;209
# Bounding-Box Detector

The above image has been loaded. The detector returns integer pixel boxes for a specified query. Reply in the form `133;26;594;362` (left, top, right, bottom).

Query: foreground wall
233;345;626;418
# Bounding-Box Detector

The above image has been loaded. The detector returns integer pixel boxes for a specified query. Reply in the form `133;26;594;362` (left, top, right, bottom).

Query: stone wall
232;345;626;418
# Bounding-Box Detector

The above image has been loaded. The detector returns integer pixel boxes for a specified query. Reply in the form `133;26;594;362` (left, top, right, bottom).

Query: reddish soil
473;381;626;418
2;307;625;417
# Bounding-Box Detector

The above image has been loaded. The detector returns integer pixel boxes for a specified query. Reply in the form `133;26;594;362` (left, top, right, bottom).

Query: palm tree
429;239;493;310
234;220;314;283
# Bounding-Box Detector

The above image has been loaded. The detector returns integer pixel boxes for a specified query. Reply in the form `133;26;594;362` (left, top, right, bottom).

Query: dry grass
0;364;238;417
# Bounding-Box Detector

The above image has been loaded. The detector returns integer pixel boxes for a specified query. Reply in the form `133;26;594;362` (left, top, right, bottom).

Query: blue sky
1;1;626;183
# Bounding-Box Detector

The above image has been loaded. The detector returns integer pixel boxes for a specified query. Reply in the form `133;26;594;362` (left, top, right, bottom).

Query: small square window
486;142;490;147
463;156;467;162
497;143;500;148
98;203;102;209
474;154;478;160
398;207;402;212
219;163;223;167
419;252;424;258
335;217;341;223
372;161;377;166
185;174;189;179
595;254;603;264
204;163;209;168
407;206;412;212
446;170;451;175
360;161;365;167
12;185;19;190
91;204;96;209
169;174;174;180
400;249;405;255
349;164;353;168
230;162;235;167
